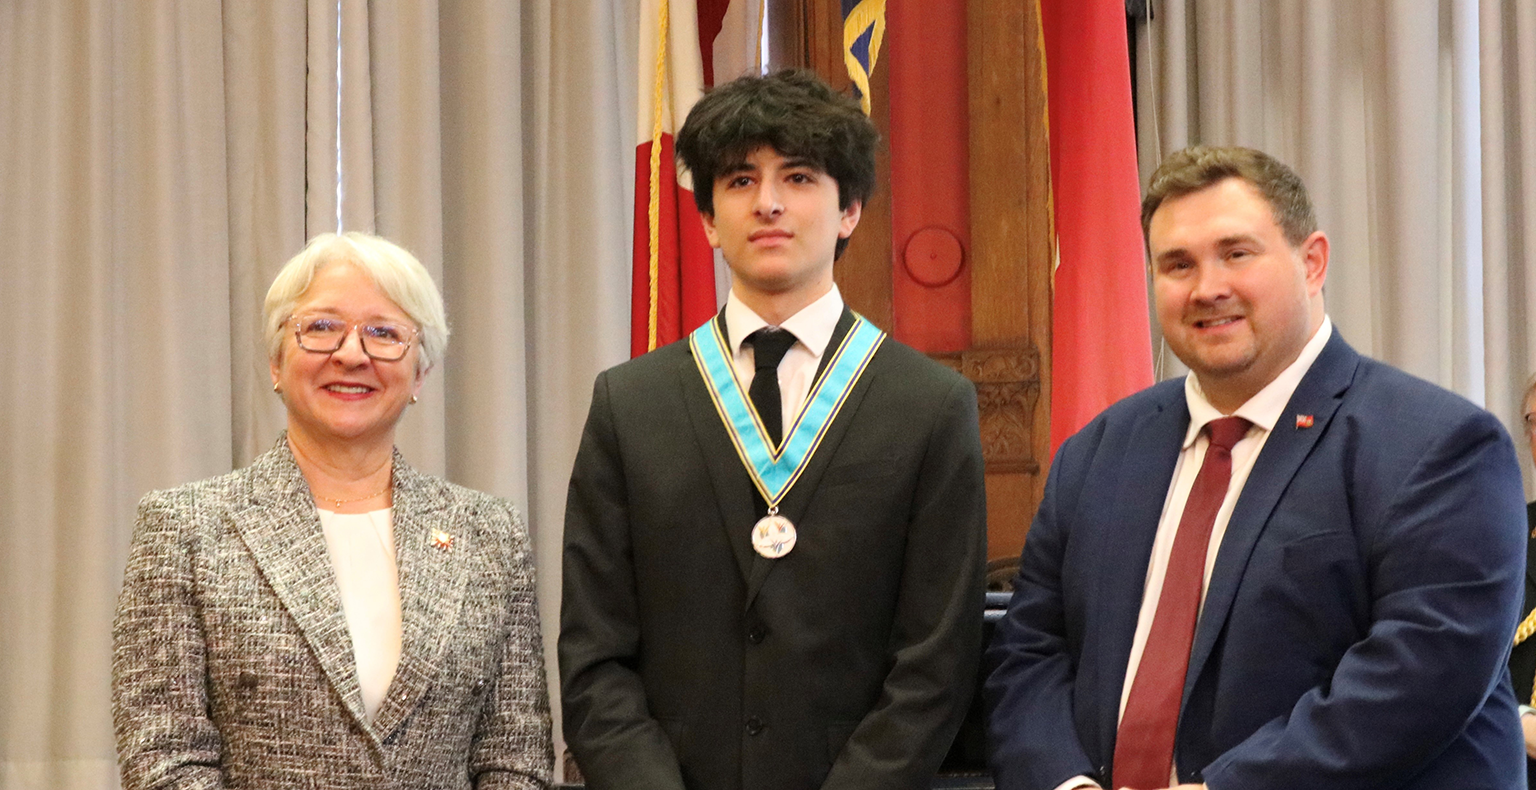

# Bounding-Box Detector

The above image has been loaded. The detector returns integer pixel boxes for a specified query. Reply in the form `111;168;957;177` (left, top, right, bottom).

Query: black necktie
747;328;798;448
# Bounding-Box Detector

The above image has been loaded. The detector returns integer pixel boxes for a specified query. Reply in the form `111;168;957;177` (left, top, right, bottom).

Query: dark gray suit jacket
560;312;987;790
112;438;552;789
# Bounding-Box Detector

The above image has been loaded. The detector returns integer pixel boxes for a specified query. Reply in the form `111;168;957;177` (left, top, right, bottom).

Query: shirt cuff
1521;704;1536;718
1051;777;1101;790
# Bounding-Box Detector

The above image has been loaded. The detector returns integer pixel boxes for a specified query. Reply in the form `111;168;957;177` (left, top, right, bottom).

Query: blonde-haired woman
113;232;551;789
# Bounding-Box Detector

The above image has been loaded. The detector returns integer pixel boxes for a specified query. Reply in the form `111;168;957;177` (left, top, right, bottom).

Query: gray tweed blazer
112;437;552;790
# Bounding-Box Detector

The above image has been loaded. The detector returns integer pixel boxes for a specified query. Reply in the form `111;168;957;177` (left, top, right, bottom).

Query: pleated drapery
1480;0;1536;450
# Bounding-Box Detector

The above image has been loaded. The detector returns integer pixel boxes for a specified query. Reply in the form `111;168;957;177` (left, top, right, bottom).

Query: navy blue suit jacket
984;332;1527;790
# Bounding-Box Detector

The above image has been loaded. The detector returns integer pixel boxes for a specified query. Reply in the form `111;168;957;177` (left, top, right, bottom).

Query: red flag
1041;0;1154;451
631;0;725;357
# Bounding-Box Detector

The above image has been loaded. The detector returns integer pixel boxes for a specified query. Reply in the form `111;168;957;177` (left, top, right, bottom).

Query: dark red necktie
1113;416;1251;789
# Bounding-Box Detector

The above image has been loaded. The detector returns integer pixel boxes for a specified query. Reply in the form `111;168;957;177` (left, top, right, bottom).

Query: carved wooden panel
934;346;1041;475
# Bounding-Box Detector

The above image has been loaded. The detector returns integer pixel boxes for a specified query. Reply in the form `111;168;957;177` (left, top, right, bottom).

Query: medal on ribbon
750;513;797;558
691;314;884;559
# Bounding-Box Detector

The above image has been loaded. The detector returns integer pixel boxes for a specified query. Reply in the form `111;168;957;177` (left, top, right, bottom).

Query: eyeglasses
292;314;417;362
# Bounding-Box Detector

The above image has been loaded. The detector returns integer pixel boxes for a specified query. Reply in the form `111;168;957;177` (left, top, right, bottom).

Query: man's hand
1522;711;1536;759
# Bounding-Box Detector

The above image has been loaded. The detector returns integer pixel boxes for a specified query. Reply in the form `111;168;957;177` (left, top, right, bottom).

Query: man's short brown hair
1142;146;1317;247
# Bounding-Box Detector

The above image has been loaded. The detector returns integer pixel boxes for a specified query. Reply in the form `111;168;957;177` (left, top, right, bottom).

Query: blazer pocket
1273;531;1368;645
1278;531;1359;576
823;456;902;487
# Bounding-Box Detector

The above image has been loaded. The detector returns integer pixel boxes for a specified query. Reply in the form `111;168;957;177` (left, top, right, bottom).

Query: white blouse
316;507;402;720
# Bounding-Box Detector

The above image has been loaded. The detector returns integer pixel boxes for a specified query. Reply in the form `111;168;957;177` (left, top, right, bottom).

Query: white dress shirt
1058;317;1333;790
317;506;403;720
723;285;845;430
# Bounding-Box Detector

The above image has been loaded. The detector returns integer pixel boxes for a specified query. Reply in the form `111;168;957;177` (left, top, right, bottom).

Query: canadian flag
631;0;761;357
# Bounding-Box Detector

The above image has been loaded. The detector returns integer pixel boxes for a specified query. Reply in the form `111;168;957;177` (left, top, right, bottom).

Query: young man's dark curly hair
675;69;878;259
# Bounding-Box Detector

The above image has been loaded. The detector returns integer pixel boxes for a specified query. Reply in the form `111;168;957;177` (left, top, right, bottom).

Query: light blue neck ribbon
691;314;885;507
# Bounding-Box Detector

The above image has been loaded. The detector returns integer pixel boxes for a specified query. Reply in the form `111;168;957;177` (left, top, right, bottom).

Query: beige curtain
0;3;241;786
1132;0;1536;447
0;0;635;786
1480;0;1536;449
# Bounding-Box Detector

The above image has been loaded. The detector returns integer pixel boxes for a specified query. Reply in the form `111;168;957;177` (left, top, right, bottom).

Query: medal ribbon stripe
691;316;885;506
693;322;779;479
770;322;882;497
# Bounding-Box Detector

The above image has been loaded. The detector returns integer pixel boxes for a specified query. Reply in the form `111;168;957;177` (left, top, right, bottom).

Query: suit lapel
371;456;468;742
811;308;856;383
681;322;760;584
1094;391;1189;752
231;440;370;726
1184;333;1357;699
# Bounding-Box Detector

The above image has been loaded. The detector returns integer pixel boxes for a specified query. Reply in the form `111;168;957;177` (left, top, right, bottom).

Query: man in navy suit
984;145;1528;790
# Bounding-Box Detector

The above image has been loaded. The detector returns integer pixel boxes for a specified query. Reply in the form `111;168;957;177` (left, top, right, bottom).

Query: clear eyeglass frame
291;314;417;362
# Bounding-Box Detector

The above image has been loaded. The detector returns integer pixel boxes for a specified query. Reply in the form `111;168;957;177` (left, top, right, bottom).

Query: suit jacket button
236;671;258;691
747;626;766;644
745;716;765;736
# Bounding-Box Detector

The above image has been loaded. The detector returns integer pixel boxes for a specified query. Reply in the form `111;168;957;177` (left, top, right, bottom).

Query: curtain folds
225;0;309;464
1;3;237;787
1480;0;1536;444
0;1;635;787
1133;0;1536;447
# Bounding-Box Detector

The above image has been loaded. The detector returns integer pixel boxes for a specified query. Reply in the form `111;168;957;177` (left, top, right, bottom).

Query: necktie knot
1206;416;1251;453
749;328;797;372
746;328;797;449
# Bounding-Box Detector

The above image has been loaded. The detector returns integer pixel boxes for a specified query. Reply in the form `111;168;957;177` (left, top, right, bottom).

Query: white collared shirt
723;285;844;431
